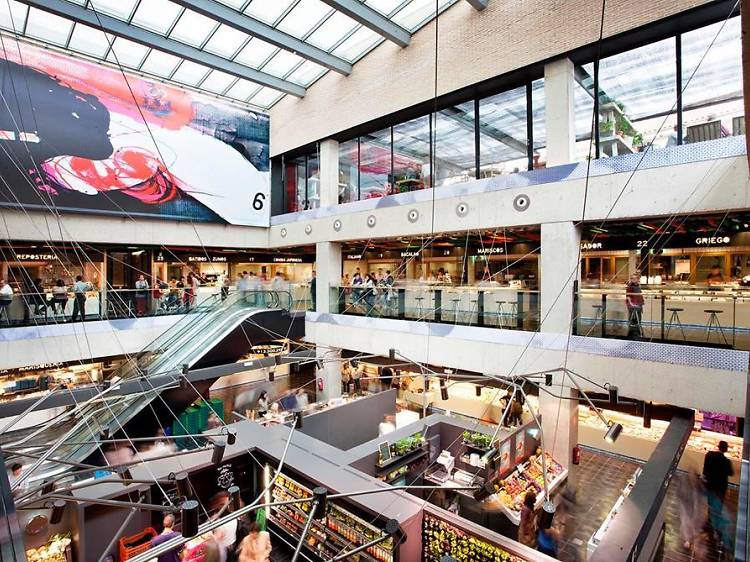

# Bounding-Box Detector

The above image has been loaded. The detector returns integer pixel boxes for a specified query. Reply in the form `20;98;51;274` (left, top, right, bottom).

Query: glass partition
531;78;545;168
359;127;392;199
338;138;359;204
434;101;476;186
478;86;528;177
392;115;431;193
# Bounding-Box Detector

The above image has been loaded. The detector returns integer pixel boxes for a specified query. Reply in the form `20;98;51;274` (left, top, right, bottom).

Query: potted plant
599;120;614;137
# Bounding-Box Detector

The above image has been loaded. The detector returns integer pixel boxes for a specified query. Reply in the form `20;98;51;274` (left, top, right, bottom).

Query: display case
26;533;72;562
423;511;528;562
269;472;397;562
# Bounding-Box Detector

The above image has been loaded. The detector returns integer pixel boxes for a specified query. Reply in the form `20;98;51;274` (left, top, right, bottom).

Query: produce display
493;471;541;512
378;431;425;464
423;512;528;562
526;453;564;488
270;472;395;562
26;533;71;562
462;431;493;450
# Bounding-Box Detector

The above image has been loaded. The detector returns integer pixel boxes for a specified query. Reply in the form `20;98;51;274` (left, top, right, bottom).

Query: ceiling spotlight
50;499;66;525
545;373;553;386
268;369;275;382
212;439;226;465
608;385;619;405
224;428;237;446
472;482;495;502
175;472;192;500
475;385;482;397
539;500;556;529
181;500;200;538
312;487;328;520
604;421;623;444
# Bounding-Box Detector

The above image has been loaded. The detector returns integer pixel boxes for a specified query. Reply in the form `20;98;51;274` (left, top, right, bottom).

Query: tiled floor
555;449;738;562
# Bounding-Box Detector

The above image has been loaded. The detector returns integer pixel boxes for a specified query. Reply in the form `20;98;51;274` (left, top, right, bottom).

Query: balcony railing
329;284;539;330
575;287;750;350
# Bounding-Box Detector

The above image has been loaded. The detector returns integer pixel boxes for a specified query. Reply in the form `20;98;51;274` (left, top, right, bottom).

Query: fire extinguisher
317;377;324;391
572;445;581;465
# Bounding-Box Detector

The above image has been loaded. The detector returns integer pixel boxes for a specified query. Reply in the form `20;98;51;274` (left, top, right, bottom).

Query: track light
545;373;553;386
385;519;400;536
440;386;449;401
120;468;133;483
175;472;192;500
608;385;619;405
475;384;482;397
472;482;495;502
389;348;396;360
643;402;652;429
539;501;556;529
315;359;324;370
180;364;189;390
42;481;55;495
212;439;226;465
223;428;237;446
101;379;110;390
268;368;275;382
604;421;623;444
99;429;110;441
228;485;241;512
181;500;199;538
294;411;303;429
312;487;328;520
50;500;66;525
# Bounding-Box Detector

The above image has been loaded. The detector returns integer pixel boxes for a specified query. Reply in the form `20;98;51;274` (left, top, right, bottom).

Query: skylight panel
234;38;277;68
249;86;284;108
139;49;181;76
203;24;249;58
331;26;380;62
226;79;260;101
261;50;304;78
89;0;139;20
244;0;296;26
199;69;236;93
0;1;28;34
276;0;331;39
67;23;111;58
131;0;182;35
107;37;149;68
286;60;326;86
306;11;358;51
169;9;217;47
171;60;211;85
25;7;73;46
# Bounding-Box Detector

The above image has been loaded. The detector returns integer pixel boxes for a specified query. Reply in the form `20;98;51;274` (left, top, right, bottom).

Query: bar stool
665;307;686;341
590;304;606;336
468;299;478;326
414;296;425;320
704;309;728;345
504;301;519;329
627;307;643;338
449;295;461;323
496;301;507;327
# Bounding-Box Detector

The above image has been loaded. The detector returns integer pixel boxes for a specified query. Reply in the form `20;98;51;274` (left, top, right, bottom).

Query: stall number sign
695;236;731;246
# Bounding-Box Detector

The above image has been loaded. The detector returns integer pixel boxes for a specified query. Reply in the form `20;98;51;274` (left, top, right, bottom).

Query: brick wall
269;0;711;156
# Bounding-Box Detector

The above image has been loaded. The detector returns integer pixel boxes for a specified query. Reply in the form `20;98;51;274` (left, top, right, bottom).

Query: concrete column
544;59;576;167
319;139;339;208
316;346;341;402
538;374;578;471
315;242;342;314
628;250;639;276
540;222;581;334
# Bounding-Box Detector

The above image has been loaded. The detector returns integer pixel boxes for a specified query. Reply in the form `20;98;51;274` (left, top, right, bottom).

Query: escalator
3;290;304;484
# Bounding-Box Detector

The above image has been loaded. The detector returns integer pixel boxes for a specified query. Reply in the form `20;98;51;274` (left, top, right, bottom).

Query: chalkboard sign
378;442;392;463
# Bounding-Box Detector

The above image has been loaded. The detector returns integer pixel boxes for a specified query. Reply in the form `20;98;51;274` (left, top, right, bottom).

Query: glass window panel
216;0;247;8
171;60;211;86
250;86;284;108
574;63;595;161
276;0;332;38
200;70;235;93
531;78;546;168
89;0;138;20
285;156;305;213
204;24;249;57
234;38;277;68
434;101;475;186
331;27;380;62
392;0;452;32
0;1;27;34
107;37;149;68
140;50;181;76
597;38;676;153
393;115;431;192
244;0;296;25
261;50;305;78
226;79;260;101
359;128;391;199
25;8;73;46
286;60;326;86
365;0;405;16
682;17;743;144
306;11;359;51
169;10;217;46
131;0;182;34
478;86;528;176
67;24;111;58
339;139;359;204
307;153;320;209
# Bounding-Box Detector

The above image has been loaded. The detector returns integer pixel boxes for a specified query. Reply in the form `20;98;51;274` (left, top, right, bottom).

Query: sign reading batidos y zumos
0;41;270;226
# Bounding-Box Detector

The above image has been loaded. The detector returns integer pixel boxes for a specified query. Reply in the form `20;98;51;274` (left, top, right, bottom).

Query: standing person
71;275;89;322
518;490;537;548
167;276;179;310
237;521;271;562
184;273;195;311
7;463;24;493
362;273;376;314
248;272;262;305
625;273;644;338
351;361;362;393
309;270;317;311
150;514;183;562
177;276;186;310
212;494;238;562
0;279;13;324
296;388;309;410
52;279;68;316
703;440;734;547
384;270;395;308
351;268;363;306
191;272;201;306
134;274;149;316
536;517;560;558
678;472;707;550
256;391;269;417
221;274;231;301
508;395;524;427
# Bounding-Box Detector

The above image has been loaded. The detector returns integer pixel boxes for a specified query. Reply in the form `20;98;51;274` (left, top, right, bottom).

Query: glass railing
328;284;540;331
0;285;305;328
575;287;750;350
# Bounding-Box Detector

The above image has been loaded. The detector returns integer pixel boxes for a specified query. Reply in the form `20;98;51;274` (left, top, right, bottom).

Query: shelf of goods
578;407;741;483
26;533;72;562
376;432;428;483
491;453;568;525
423;511;528;562
270;473;396;562
587;468;641;557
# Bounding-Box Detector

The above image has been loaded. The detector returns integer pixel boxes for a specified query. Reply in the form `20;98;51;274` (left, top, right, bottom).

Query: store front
0;245;104;291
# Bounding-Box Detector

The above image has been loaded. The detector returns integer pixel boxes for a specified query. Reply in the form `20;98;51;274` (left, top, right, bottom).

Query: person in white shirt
71;275;89;322
296;388;309;410
8;463;24;495
0;279;13;324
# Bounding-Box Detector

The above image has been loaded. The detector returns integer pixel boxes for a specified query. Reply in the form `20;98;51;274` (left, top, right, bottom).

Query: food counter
578;407;741;483
587;468;641;557
257;393;376;426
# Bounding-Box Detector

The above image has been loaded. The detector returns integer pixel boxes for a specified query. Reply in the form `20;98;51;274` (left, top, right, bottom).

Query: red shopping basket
119;527;157;561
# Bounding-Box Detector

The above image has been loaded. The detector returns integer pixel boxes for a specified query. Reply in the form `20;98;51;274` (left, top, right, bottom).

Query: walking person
518;490;537;548
221;274;231;301
309;270;316;311
0;279;13;324
678;472;707;550
237;521;271;562
703;440;734;547
134;274;149;316
70;275;89;322
184;273;194;311
150;514;183;562
625;273;644;338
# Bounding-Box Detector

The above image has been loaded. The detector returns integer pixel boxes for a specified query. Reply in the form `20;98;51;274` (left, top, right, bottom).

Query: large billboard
0;41;270;226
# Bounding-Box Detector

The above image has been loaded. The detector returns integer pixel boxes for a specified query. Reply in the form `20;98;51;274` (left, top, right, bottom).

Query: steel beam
18;0;306;97
172;0;352;75
319;0;410;47
465;0;489;9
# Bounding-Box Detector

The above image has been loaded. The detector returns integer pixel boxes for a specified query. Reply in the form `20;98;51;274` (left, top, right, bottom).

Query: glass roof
0;0;458;110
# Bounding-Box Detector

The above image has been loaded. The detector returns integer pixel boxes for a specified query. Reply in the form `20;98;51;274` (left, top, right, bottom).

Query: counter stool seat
450;297;461;323
665;307;686;341
704;309;728;345
496;301;507;327
590;304;606;336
